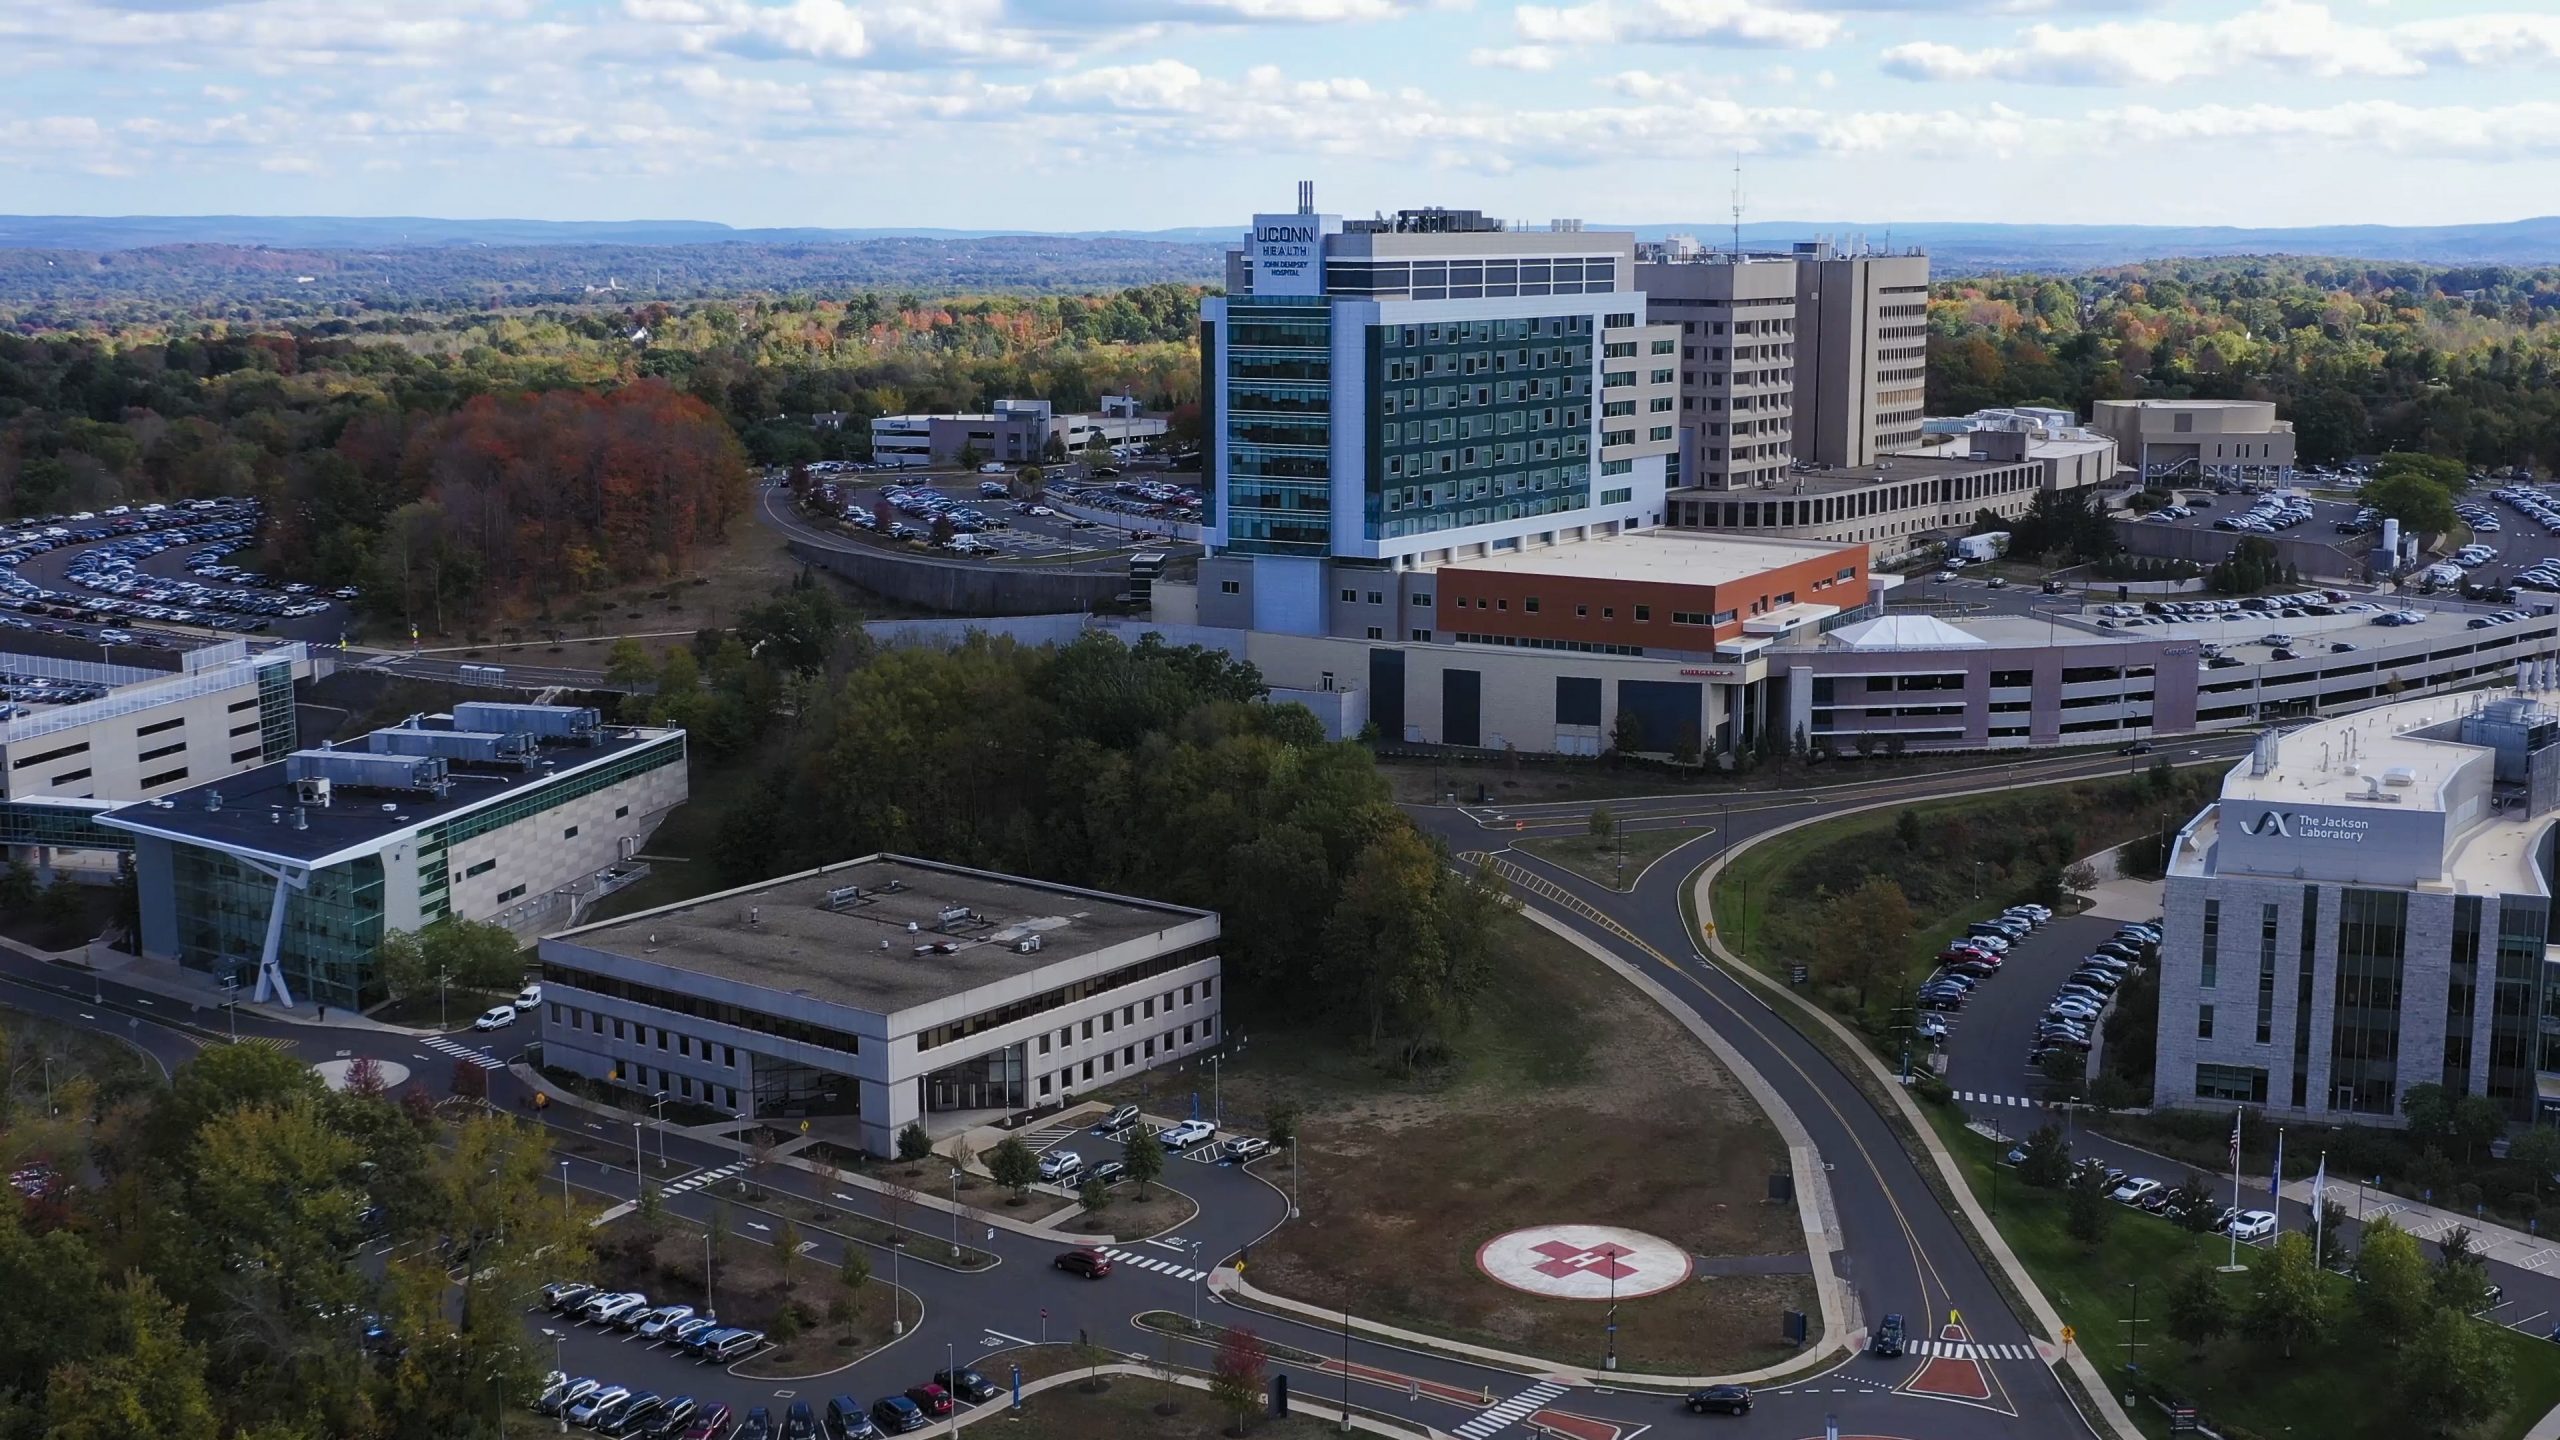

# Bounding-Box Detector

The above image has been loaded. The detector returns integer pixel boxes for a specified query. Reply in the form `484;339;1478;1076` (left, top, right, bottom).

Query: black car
781;1400;820;1440
1685;1385;1752;1415
642;1398;699;1439
1871;1313;1906;1357
2119;741;2154;756
599;1393;664;1438
868;1396;927;1435
933;1368;1000;1404
736;1407;776;1440
824;1395;880;1439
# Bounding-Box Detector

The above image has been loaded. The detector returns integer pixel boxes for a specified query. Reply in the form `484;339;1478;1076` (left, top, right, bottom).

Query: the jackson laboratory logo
2239;810;2291;837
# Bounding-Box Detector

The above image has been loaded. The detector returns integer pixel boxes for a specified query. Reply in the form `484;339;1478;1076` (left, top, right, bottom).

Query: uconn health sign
1250;212;1336;298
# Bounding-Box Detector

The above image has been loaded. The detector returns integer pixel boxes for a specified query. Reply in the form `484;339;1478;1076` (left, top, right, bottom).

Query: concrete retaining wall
789;539;1122;616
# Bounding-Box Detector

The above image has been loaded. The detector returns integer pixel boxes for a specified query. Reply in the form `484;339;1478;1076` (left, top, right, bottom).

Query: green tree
896;1121;934;1167
417;918;524;994
2017;1125;2073;1189
2361;467;2457;537
0;859;39;911
1078;1174;1111;1220
2450;1094;2504;1165
603;637;655;689
1894;808;1923;851
2164;1264;2232;1356
2354;1217;2432;1340
2433;1225;2493;1314
1124;1125;1165;1201
41;1271;219;1440
1610;707;1645;756
2402;1082;2456;1139
1264;1101;1300;1153
2395;1304;2511;1437
1587;805;1616;839
1814;877;1913;1015
836;1251;870;1342
373;929;433;1003
2509;1124;2560;1205
986;1135;1039;1202
2066;1164;2113;1249
774;1217;801;1279
2249;1232;2333;1359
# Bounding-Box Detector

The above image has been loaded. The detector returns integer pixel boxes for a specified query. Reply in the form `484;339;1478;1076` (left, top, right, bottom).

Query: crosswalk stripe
1454;1382;1566;1438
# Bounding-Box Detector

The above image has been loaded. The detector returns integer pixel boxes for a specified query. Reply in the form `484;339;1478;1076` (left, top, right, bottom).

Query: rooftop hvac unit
285;748;450;797
821;884;869;912
293;776;332;808
1013;934;1044;955
2383;767;2418;787
366;726;538;769
451;701;602;745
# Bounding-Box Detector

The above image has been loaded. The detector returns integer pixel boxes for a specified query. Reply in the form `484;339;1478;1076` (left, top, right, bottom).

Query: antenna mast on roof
1730;152;1745;257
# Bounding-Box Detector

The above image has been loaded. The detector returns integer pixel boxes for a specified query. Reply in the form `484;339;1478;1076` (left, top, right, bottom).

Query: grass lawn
1059;1183;1198;1242
1101;912;1812;1376
368;985;515;1030
1709;771;2208;1028
590;1212;914;1380
1923;1106;2560;1440
1001;1375;1349;1439
1516;823;1705;891
0;1008;164;1111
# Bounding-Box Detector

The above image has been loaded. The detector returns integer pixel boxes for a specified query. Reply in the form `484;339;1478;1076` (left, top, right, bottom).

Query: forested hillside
1929;258;2560;469
0;287;1203;626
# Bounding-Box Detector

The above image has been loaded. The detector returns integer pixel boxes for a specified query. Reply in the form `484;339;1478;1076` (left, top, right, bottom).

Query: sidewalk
61;940;438;1035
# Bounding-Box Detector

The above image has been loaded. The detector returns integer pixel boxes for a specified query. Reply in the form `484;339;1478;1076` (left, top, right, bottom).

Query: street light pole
1605;1264;1618;1372
546;1330;567;1434
704;1229;715;1319
1191;1240;1204;1330
559;1160;570;1208
890;1235;904;1336
950;1167;962;1259
2125;1280;2141;1376
631;1122;643;1204
1289;1138;1301;1220
652;1092;668;1173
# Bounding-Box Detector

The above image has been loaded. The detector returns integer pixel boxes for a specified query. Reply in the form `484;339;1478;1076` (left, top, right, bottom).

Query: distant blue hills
8;213;2560;269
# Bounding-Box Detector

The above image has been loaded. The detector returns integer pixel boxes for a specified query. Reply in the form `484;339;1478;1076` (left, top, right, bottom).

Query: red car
1053;1247;1112;1279
903;1384;953;1418
680;1404;734;1440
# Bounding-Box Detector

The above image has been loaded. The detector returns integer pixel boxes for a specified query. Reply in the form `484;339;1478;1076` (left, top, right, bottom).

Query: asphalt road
29;728;2560;1440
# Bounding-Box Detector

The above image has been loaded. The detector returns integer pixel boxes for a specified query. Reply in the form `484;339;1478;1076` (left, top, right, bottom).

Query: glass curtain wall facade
1366;315;1592;542
2447;895;2483;1094
1222;298;1333;555
2490;898;2546;1117
254;659;297;762
2329;887;2408;1116
168;846;385;1008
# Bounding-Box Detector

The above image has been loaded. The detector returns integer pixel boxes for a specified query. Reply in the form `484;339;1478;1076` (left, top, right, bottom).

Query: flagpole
2272;1127;2285;1210
2312;1152;2329;1268
2228;1106;2244;1270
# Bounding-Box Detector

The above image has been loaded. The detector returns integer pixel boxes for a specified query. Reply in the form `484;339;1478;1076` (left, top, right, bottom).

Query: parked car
781;1400;821;1440
1097;1104;1140;1134
823;1395;880;1439
2229;1210;2279;1242
869;1396;928;1434
1036;1149;1084;1183
472;1004;518;1032
1087;1159;1126;1187
543;1281;596;1312
641;1398;700;1439
567;1386;632;1427
1685;1385;1753;1415
703;1328;766;1362
1224;1136;1276;1163
903;1383;955;1418
538;1376;600;1416
637;1305;697;1339
933;1368;1000;1404
515;983;544;1012
1157;1119;1216;1151
2110;1177;2163;1206
735;1408;775;1440
1054;1247;1112;1278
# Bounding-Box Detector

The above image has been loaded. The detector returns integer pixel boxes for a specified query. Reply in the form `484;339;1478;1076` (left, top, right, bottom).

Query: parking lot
796;468;1200;567
1927;907;2157;1113
0;498;352;646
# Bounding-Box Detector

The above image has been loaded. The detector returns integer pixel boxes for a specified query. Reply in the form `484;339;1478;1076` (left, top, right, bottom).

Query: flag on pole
2228;1108;2242;1171
2311;1153;2327;1211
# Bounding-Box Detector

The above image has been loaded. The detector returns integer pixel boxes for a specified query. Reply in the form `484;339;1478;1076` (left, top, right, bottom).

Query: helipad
1476;1224;1691;1300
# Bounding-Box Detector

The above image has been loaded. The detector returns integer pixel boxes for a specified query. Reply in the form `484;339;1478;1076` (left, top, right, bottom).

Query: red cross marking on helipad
1529;1240;1637;1281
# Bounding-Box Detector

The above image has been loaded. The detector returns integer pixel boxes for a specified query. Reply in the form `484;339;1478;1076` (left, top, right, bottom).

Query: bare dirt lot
1156;916;1812;1376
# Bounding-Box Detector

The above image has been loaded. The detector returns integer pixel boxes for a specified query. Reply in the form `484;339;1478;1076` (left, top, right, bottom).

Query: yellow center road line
1467;854;1959;1330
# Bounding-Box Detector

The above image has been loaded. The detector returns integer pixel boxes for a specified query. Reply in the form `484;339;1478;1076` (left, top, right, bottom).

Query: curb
1209;887;1853;1392
1688;789;2148;1440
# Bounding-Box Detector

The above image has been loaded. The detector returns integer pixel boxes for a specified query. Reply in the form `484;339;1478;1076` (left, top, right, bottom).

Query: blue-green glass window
1222;298;1332;556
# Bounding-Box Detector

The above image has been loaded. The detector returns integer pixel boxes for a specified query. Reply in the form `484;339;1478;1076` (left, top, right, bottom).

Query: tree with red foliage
450;1058;488;1103
342;1054;387;1100
1209;1326;1268;1435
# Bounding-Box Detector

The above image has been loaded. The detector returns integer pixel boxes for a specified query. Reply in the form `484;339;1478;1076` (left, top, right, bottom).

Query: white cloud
1516;0;1842;52
1469;44;1558;70
1881;0;2559;87
2095;99;2560;156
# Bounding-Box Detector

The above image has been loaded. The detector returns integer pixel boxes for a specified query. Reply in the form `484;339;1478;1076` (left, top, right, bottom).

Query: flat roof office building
1201;190;1677;635
536;855;1222;1155
2157;684;2560;1122
871;400;1168;468
100;704;687;1010
1;641;309;804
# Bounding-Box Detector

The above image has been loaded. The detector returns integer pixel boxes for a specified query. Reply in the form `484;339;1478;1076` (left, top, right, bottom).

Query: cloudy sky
7;0;2560;232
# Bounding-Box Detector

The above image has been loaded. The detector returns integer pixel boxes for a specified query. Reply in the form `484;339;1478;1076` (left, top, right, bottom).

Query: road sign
2062;1324;2077;1346
2170;1406;2199;1433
